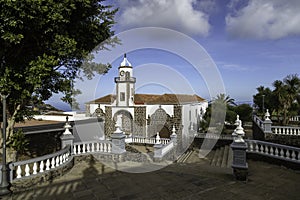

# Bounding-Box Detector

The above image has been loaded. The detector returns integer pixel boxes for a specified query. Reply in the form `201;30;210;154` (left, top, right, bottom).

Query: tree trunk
0;104;21;149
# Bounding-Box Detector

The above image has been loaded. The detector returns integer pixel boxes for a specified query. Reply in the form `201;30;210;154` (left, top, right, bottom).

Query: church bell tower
115;54;136;107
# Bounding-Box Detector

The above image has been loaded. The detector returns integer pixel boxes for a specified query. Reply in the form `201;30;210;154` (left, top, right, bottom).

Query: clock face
120;70;125;76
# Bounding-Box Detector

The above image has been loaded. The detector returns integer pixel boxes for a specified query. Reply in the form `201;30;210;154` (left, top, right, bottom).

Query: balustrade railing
246;140;300;163
130;136;170;145
9;145;72;181
253;115;264;130
73;140;112;155
195;133;233;140
161;141;174;156
290;116;300;122
272;126;300;136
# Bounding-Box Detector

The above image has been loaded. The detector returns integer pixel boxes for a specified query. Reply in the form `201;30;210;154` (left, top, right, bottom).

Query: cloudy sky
48;0;300;110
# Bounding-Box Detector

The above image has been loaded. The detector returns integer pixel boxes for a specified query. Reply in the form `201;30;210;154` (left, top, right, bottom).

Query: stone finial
232;115;245;143
114;122;123;134
234;115;240;126
171;125;176;136
156;132;161;144
265;109;270;121
63;118;72;135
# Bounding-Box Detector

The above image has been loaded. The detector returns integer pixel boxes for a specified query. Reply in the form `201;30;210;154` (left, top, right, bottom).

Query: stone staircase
209;145;233;168
176;149;194;163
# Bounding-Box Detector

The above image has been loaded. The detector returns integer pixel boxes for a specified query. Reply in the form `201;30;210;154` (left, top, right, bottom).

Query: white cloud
117;0;211;36
226;0;300;39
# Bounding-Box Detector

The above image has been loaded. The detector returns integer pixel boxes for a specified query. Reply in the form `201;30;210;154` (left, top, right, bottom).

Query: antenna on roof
124;53;127;58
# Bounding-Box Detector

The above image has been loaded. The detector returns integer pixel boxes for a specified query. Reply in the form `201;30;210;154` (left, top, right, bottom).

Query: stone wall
134;106;146;137
104;106;114;137
173;105;183;150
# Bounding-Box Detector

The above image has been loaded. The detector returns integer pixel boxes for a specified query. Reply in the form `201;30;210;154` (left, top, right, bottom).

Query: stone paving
1;152;300;200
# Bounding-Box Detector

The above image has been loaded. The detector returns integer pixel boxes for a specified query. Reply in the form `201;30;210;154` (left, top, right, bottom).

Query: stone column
170;125;177;146
111;125;126;154
231;115;248;181
60;119;75;153
263;109;272;139
154;132;163;159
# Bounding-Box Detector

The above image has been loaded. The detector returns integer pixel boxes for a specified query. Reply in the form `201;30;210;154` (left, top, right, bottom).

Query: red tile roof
87;93;205;105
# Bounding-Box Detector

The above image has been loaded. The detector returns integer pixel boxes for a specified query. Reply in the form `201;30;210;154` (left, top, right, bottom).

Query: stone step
221;145;229;168
177;149;193;163
210;148;220;166
216;147;225;167
227;146;233;168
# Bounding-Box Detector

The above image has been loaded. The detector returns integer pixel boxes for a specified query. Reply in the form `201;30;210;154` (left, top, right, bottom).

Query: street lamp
0;93;11;195
262;95;265;114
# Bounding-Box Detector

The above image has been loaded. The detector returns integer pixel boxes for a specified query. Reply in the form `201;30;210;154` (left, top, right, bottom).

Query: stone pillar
60;119;74;153
111;125;126;154
231;115;248;181
170;125;177;146
263;109;273;134
154;133;163;158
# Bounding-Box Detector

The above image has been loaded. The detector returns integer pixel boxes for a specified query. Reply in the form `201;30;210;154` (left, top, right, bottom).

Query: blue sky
47;0;300;111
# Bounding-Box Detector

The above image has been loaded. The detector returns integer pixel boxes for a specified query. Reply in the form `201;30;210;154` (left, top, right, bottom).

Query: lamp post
0;93;11;195
262;95;265;114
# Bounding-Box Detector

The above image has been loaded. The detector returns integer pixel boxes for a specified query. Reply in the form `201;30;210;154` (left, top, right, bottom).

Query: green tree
253;86;273;114
234;104;253;122
200;94;235;132
0;0;117;144
253;74;300;125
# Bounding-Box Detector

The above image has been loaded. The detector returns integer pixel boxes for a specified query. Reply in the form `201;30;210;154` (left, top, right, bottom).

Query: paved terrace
2;151;299;200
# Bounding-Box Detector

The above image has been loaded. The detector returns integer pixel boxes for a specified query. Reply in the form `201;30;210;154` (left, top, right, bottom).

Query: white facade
86;54;208;140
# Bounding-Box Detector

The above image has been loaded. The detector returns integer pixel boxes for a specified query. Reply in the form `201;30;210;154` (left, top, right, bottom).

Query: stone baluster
33;163;37;175
91;143;95;152
270;146;274;155
40;161;44;173
46;159;50;170
291;151;296;160
286;150;290;159
16;166;22;178
56;156;59;167
25;164;30;176
87;143;90;152
96;143;100;152
275;148;279;156
51;157;55;168
60;155;63;165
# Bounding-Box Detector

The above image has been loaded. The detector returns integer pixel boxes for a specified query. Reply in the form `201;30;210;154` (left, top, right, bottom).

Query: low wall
10;157;74;193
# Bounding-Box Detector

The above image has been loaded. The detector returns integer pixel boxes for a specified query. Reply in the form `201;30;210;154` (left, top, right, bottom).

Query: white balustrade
73;141;112;155
130;136;170;145
272;126;300;136
10;145;72;181
246;140;300;164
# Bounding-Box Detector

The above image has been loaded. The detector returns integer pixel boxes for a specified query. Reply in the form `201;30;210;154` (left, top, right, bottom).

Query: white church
85;54;208;146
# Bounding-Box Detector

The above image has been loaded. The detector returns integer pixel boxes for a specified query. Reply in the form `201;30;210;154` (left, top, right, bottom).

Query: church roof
87;93;206;105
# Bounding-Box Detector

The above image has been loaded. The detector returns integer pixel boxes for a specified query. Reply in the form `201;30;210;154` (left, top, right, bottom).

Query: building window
189;110;191;121
120;92;125;101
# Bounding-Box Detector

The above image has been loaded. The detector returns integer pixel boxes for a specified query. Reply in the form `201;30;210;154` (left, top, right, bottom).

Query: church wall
88;104;108;117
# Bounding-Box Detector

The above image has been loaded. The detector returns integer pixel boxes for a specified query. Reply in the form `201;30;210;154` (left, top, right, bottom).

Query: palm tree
283;74;300;124
272;74;300;125
214;93;236;107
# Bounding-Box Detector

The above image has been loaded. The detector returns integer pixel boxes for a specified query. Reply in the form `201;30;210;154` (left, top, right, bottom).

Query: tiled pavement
1;152;300;200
